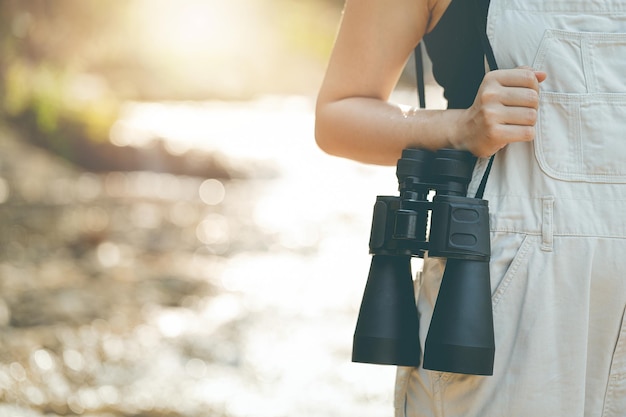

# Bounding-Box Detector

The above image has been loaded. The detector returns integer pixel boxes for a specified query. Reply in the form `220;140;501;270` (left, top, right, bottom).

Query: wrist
446;109;470;151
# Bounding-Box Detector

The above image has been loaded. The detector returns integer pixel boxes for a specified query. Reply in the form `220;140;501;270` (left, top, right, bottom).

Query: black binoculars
352;148;495;375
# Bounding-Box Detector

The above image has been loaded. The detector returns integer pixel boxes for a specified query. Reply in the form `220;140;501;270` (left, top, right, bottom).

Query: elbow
314;97;351;159
314;102;339;157
314;122;336;157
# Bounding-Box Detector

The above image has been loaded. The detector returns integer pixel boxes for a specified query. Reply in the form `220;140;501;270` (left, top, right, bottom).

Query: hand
459;67;547;157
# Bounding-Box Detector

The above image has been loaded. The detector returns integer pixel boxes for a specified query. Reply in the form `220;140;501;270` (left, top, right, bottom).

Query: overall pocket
602;305;626;417
431;233;533;381
490;233;533;309
537;93;626;182
532;29;626;183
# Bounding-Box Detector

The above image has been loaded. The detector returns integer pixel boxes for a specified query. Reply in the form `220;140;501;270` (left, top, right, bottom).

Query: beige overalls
395;0;626;415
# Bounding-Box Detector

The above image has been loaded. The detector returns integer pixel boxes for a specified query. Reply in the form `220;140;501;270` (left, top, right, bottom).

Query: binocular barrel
352;148;495;375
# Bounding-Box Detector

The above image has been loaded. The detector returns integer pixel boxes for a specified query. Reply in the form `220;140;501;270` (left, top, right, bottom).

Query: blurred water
108;88;445;416
112;94;401;417
0;87;446;417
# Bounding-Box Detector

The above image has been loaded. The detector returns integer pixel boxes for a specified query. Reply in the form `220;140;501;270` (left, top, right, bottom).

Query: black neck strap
472;0;496;199
414;43;427;110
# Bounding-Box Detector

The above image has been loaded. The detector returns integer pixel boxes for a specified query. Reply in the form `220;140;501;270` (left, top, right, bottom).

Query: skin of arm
315;0;547;166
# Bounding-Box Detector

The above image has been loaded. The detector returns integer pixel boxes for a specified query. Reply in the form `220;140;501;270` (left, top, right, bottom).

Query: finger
492;123;536;143
516;66;548;83
500;105;538;126
494;68;542;90
474;123;536;157
500;86;540;108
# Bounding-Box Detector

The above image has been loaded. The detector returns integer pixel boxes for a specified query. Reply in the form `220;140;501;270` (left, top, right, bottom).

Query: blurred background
0;1;444;416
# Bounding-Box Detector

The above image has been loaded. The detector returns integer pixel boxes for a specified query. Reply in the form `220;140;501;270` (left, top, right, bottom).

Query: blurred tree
0;0;128;152
0;0;343;173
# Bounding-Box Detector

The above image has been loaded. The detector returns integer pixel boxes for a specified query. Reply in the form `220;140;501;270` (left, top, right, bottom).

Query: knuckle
525;108;538;124
525;89;540;106
484;125;500;145
524;71;535;84
481;105;500;122
520;69;537;86
480;88;499;103
521;126;536;141
484;71;500;83
486;124;503;144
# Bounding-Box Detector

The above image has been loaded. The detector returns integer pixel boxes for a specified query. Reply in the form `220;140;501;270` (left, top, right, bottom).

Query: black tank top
422;0;490;109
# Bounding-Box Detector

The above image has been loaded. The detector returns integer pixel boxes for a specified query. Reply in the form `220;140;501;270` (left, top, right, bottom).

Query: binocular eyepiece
352;148;495;375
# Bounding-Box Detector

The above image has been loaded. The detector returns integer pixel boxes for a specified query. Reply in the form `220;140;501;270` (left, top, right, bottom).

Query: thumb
534;70;548;83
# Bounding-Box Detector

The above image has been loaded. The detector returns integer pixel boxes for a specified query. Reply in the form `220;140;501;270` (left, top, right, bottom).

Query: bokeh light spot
199;179;226;205
32;349;55;372
9;362;26;381
63;349;85;372
156;309;188;338
97;242;121;268
25;386;46;406
196;214;230;246
185;358;207;379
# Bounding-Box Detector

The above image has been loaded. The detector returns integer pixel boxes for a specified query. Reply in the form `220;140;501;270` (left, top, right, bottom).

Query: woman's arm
315;0;546;166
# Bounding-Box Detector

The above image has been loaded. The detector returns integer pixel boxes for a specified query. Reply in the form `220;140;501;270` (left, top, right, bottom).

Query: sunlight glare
131;0;254;61
155;309;189;338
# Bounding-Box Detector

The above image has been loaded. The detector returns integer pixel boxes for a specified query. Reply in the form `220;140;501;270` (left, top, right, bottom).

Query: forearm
315;96;466;166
